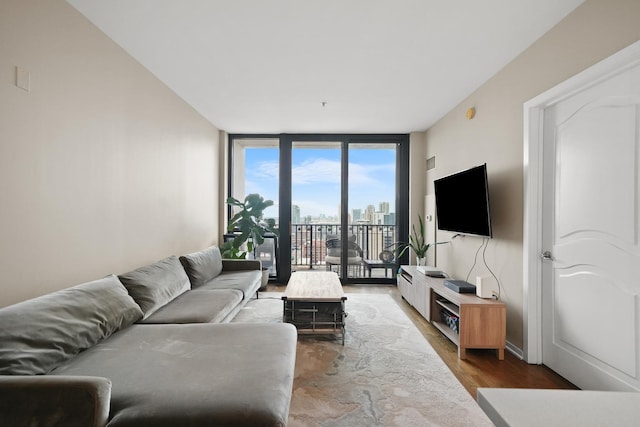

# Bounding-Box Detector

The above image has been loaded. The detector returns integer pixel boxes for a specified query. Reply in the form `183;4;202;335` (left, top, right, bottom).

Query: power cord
482;240;502;300
463;238;502;300
465;238;485;282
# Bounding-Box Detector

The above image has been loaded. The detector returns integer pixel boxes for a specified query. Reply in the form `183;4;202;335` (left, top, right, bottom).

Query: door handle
541;251;553;261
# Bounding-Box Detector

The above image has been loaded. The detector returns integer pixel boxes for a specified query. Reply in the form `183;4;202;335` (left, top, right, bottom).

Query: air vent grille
426;156;436;171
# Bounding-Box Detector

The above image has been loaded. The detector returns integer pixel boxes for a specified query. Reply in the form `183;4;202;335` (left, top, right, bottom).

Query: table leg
341;300;346;345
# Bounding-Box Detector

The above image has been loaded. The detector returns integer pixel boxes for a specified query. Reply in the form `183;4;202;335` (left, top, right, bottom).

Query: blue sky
244;146;396;219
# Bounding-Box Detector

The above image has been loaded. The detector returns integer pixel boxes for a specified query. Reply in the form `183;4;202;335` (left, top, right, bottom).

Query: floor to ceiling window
229;138;279;279
291;140;342;275
347;142;398;280
229;134;409;284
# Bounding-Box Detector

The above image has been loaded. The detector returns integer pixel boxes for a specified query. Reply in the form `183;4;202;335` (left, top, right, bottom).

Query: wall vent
426;156;436;171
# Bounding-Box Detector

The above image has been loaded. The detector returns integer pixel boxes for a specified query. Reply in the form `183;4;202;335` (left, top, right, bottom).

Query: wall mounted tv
433;163;492;238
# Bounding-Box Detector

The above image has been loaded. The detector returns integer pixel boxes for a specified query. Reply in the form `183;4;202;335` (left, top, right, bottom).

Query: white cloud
244;154;396;218
291;157;395;187
254;160;279;179
293;158;341;184
348;162;394;186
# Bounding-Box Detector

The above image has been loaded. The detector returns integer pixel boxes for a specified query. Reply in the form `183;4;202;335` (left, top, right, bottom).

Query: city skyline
292;202;395;225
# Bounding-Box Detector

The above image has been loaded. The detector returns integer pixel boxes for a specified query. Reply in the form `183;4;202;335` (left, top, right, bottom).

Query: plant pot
260;268;269;291
417;257;426;266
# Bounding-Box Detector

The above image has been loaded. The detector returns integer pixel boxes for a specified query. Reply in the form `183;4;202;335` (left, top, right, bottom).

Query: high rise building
384;213;395;225
364;205;376;223
292;205;301;224
379;202;390;215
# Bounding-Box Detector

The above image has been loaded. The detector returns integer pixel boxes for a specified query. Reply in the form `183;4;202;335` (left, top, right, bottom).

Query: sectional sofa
0;246;297;427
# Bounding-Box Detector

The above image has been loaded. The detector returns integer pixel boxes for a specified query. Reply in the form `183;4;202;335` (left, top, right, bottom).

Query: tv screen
434;164;492;237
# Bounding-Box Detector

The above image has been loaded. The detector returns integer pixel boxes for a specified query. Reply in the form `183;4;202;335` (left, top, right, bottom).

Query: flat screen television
433;163;492;238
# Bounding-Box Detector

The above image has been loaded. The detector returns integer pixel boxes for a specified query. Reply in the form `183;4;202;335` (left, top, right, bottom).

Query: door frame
523;40;640;363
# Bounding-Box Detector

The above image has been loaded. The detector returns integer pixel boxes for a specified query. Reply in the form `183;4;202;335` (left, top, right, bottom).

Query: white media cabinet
398;265;506;360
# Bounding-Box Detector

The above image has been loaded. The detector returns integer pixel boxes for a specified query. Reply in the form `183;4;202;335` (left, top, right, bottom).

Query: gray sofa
0;246;297;427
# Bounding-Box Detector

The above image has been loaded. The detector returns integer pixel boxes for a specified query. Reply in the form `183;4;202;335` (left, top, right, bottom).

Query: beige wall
423;0;640;351
0;0;220;307
408;132;427;265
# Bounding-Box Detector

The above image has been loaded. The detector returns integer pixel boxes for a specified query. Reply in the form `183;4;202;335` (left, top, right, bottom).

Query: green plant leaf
390;214;442;259
223;193;278;259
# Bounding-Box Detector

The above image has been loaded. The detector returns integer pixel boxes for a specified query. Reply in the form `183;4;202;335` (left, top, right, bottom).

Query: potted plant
220;193;279;261
392;214;444;265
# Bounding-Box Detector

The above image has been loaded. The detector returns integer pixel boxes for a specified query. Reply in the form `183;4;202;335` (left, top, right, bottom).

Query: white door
541;63;640;391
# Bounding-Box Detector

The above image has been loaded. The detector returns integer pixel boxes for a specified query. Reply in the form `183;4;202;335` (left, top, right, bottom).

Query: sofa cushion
51;323;298;427
118;256;190;319
179;246;223;288
139;289;243;324
197;270;261;298
0;275;143;375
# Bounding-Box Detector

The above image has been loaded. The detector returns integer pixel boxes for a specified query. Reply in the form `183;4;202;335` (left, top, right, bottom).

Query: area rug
233;293;493;427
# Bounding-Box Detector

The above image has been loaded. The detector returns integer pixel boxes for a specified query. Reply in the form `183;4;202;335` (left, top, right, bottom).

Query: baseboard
506;340;524;360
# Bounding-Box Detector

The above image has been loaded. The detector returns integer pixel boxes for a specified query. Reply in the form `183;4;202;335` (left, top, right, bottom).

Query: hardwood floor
267;283;577;399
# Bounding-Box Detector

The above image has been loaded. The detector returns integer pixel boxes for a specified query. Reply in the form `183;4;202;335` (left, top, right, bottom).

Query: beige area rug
233;293;494;427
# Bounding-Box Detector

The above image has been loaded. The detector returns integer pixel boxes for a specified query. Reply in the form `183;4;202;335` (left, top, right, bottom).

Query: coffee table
282;271;347;345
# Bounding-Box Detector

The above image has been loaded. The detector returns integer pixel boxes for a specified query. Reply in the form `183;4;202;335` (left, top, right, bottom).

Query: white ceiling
66;0;584;134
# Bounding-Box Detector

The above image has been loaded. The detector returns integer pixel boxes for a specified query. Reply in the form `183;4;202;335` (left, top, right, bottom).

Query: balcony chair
325;234;363;276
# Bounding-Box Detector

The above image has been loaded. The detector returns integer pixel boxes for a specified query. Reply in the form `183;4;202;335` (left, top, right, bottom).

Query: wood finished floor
267;283;577;399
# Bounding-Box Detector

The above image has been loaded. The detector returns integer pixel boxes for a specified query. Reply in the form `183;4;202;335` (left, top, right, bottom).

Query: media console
398;265;506;360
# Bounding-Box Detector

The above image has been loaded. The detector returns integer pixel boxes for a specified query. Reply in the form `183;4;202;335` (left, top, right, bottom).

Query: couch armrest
0;375;111;427
222;258;261;271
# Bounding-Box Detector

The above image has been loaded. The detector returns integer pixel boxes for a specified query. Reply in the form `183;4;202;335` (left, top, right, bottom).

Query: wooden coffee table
282;271;347;344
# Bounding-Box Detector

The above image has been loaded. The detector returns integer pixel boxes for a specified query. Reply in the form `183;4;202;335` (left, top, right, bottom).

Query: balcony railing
291;223;397;277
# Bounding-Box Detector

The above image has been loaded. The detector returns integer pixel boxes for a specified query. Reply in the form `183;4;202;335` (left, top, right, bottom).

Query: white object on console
416;266;444;277
476;276;494;298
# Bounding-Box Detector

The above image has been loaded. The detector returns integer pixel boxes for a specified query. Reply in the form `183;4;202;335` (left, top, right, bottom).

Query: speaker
476;276;494;299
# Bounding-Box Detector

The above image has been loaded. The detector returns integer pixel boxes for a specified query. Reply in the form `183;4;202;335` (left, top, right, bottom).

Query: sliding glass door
291;140;342;274
347;143;398;280
229;134;409;284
